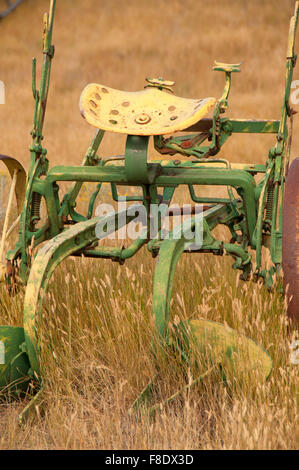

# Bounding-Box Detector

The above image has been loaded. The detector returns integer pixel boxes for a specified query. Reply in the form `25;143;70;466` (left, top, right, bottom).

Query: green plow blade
131;320;272;415
0;326;31;396
177;320;273;383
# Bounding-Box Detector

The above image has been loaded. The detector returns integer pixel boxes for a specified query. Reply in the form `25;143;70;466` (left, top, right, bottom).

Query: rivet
135;113;151;125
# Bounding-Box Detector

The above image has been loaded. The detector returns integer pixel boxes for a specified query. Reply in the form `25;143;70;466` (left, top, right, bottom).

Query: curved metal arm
213;61;241;110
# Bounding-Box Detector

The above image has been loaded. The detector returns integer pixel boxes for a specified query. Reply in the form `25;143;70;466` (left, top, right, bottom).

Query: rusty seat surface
79;83;216;136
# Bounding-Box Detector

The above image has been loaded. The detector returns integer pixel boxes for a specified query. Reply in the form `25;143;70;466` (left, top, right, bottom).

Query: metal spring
31;192;42;224
265;181;274;221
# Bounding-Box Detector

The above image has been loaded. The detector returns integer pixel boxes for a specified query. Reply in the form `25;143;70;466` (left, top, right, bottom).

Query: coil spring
265;181;274;222
31;191;42;225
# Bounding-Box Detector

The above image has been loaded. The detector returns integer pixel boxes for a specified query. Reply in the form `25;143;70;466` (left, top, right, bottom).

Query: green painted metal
130;319;272;416
23;207;143;377
153;204;225;339
0;326;31;395
177;319;273;381
0;0;298;421
125;135;151;183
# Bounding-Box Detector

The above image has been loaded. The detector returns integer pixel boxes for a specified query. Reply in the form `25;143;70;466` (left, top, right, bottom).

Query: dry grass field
0;0;298;450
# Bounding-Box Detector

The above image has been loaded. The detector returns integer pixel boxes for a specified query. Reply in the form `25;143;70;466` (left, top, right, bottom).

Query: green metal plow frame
1;0;298;421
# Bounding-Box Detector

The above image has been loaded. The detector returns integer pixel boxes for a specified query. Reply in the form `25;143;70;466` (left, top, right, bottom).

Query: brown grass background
0;0;298;450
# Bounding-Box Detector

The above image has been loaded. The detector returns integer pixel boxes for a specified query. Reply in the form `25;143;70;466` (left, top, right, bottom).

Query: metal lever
145;77;175;93
213;61;242;110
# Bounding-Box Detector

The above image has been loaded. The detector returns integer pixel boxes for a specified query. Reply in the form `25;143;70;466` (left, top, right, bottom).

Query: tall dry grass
0;0;298;450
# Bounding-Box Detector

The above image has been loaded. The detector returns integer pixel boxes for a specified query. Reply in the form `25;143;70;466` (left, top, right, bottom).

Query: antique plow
1;0;298;421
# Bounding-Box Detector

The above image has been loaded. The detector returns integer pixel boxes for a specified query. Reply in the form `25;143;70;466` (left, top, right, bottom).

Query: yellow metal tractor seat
79;82;216;136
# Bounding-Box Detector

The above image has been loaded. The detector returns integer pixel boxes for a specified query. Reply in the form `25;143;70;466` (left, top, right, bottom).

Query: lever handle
145;77;175;93
213;61;241;73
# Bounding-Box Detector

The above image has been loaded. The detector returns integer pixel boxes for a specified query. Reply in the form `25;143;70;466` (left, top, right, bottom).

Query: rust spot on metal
181;140;192;148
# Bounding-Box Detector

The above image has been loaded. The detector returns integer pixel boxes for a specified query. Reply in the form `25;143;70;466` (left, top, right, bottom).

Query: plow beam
22;207;144;378
153;204;228;339
133;202;272;414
